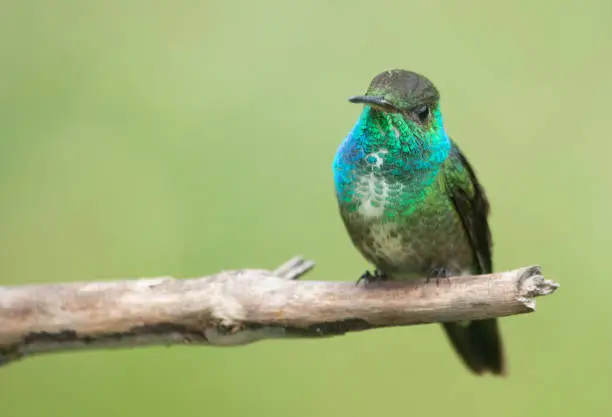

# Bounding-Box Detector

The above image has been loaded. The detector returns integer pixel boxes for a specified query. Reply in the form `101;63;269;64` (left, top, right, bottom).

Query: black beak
348;95;396;110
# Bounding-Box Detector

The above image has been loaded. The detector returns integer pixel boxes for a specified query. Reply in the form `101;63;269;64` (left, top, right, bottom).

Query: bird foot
356;269;387;285
426;268;451;287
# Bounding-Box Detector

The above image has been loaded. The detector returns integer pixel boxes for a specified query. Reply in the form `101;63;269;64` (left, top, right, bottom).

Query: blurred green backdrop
1;1;611;416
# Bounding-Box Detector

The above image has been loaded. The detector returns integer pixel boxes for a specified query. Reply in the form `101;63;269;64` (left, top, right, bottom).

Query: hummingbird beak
348;95;397;111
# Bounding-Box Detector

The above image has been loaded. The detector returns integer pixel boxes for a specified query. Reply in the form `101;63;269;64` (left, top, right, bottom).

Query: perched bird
332;69;505;375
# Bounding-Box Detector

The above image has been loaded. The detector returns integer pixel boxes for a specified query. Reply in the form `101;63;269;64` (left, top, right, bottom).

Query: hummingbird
332;69;505;375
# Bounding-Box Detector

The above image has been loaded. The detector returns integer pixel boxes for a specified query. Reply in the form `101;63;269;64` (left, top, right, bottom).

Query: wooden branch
0;257;559;366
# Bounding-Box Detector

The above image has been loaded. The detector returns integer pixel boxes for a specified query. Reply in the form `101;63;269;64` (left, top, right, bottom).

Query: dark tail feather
442;319;505;376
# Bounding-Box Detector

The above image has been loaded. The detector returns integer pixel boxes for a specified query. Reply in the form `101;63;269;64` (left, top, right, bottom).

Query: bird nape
332;69;505;376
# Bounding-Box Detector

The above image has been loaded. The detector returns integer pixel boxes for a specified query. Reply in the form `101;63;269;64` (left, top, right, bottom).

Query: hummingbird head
349;69;441;131
347;69;450;169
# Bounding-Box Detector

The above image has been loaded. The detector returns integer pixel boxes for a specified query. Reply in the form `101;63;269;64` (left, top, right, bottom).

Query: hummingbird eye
414;105;430;123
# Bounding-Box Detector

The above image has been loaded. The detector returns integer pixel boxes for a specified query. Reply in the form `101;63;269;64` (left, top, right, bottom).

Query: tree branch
0;257;559;366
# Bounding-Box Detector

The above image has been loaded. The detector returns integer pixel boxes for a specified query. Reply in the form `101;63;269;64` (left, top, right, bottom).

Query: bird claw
426;268;450;287
356;269;387;285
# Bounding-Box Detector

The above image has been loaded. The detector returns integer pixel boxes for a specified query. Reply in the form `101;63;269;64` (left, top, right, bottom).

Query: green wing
443;140;493;275
441;140;504;375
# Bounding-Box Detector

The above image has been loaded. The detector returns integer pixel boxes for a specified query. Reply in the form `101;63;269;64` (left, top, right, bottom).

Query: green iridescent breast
338;167;474;279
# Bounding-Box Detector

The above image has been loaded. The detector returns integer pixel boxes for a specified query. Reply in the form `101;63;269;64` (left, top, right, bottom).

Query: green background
1;1;610;416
